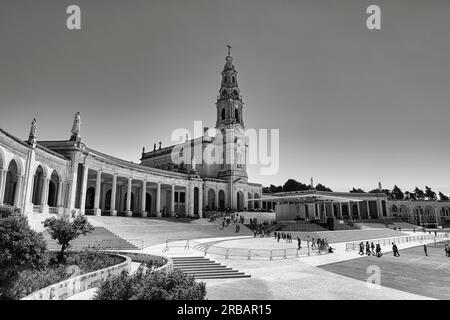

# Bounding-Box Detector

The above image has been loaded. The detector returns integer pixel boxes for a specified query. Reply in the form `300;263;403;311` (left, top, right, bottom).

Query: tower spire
227;44;231;57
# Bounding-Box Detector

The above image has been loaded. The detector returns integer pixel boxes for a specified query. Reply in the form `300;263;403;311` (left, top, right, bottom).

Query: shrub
43;215;94;261
0;205;47;299
94;269;206;300
7;251;124;300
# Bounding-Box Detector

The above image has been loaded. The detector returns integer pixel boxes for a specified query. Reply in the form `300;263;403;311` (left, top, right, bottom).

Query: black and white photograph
0;0;450;308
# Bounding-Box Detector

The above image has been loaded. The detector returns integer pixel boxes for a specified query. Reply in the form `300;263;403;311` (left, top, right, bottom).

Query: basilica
0;49;262;228
1;49;449;230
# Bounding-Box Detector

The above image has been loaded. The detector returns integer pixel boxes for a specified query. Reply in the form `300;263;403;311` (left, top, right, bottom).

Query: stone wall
21;254;131;300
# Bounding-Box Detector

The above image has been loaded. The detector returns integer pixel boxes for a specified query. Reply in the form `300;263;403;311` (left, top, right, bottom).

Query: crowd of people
358;238;450;258
358;241;383;257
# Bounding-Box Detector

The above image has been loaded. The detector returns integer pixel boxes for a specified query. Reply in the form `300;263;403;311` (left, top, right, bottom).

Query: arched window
221;108;226;120
232;76;235;83
224;76;228;83
235;109;239;122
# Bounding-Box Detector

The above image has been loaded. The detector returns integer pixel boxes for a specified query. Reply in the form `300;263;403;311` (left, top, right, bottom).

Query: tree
283;179;300;192
424;186;436;201
315;184;332;192
0;205;47;299
94;268;206;300
349;188;365;193
391;185;404;200
413;187;425;200
369;188;393;199
43;215;94;261
438;192;449;201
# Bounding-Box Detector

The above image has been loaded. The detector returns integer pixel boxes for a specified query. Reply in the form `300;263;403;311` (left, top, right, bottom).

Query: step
173;263;221;267
194;274;251;279
174;264;229;269
172;257;210;262
173;260;217;265
190;270;246;277
176;267;232;273
183;269;240;275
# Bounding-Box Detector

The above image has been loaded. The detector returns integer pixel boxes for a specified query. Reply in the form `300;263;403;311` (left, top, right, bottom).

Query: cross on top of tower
227;44;231;56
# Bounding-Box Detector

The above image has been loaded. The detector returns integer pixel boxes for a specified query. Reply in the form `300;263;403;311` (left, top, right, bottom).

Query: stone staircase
42;227;139;251
172;256;250;279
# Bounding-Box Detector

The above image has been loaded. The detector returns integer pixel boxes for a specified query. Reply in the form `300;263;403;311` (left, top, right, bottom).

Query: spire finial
227;44;231;56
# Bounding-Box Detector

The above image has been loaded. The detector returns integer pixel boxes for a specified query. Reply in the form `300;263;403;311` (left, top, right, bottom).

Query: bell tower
215;45;244;129
215;46;248;194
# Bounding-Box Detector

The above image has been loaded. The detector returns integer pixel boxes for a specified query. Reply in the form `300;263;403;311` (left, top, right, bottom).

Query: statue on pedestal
70;112;81;142
28;118;37;144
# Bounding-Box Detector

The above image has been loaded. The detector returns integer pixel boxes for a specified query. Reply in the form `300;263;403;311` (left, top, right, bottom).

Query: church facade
0;50;262;228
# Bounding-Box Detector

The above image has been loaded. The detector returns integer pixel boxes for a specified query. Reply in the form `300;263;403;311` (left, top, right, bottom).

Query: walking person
370;242;375;255
366;241;371;256
424;244;428;256
392;243;400;257
359;242;364;255
297;237;302;249
376;244;382;257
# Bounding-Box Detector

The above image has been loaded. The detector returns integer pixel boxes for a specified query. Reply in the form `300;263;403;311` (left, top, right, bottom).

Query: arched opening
32;165;45;205
104;189;111;211
85;187;95;210
207;189;215;210
236;191;244;211
235;109;239;123
146;193;152;214
47;170;59;207
221;108;226;120
3;160;19;206
218;190;225;210
254;193;260;209
352;204;358;217
247;192;253;210
194;187;199;215
342;204;349;217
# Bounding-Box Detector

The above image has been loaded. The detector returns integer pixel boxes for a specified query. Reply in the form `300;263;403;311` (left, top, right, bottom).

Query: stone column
215;189;219;210
93;171;102;216
185;185;190;216
56;181;63;207
366;200;371;219
170;184;175;216
434;207;440;226
56;181;64;215
141;180;147;217
376;198;383;219
330;202;335;218
198;184;203;218
348;201;352;218
13;174;23;208
0;169;7;204
79;165;89;215
356;201;361;219
110;174;117;216
156;182;161;217
126;177;132;217
41;178;50;214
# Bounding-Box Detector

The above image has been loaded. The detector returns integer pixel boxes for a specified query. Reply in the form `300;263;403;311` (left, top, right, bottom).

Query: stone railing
21;254;131;300
109;251;173;274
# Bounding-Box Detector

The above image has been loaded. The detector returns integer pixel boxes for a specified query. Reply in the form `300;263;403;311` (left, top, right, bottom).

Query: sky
0;0;449;195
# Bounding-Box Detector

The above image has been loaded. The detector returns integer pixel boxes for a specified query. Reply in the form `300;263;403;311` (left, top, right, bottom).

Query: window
221;108;226;120
235;109;239;122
